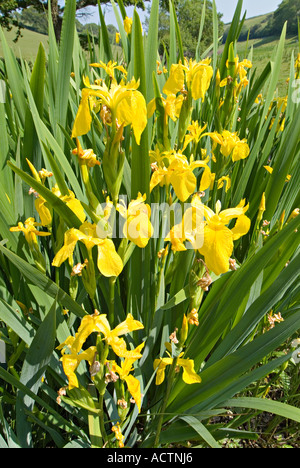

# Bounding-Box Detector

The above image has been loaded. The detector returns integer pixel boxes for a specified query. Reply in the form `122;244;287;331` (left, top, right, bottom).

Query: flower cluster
57;311;144;413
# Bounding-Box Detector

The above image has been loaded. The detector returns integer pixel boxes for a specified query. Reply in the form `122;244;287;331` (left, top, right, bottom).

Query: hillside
223;12;274;42
233;36;298;95
1;12;298;95
222;8;299;95
0;27;49;61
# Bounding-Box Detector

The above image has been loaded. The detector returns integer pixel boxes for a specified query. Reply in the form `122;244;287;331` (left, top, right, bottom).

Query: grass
219;35;298;96
240;36;298;95
223;13;273;40
222;10;299;96
0;26;49;62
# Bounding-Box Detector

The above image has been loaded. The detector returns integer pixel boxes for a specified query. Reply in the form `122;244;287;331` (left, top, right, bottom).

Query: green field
222;12;299;95
223;35;298;96
0;27;49;61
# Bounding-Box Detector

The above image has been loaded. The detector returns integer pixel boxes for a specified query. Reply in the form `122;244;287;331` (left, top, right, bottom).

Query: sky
78;0;282;27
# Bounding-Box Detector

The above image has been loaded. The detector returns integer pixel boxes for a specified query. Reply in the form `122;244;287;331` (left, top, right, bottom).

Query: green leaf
0;366;84;440
195;0;206;61
16;300;56;447
265;105;300;221
219;0;243;79
167;308;300;415
111;0;129;64
98;1;113;63
7;161;82;229
55;0;76;141
145;0;159;103
0;298;34;346
23;43;46;162
260;23;287;129
129;10;152;324
0;27;26;126
208;251;300;363
170;0;184;63
180;416;222;448
0;243;86;319
160;284;190;310
223;397;300;424
64;386;100;415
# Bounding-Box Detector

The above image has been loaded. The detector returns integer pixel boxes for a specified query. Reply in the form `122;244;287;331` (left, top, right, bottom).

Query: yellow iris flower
71;77;147;145
182;121;224;151
57;312;144;390
89;60;127;83
147;92;184;125
52;221;123;278
154;352;201;385
34;185;86;227
117;193;154;248
165;200;205;252
52;185;86;223
165;196;251;276
72;141;100;168
150;150;212;202
10;217;51;246
183;58;214;101
209;130;250;162
198;198;251;275
59;341;97;390
220;130;250;161
162;58;213;101
217;175;231;192
220;56;252;95
123;16;133;34
107;342;144;412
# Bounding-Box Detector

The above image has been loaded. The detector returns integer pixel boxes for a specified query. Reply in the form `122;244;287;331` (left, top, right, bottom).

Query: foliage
224;0;300;42
0;0;299;449
150;0;223;58
0;0;147;41
268;0;300;37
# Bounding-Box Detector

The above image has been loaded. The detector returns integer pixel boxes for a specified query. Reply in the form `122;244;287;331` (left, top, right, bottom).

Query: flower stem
109;276;116;327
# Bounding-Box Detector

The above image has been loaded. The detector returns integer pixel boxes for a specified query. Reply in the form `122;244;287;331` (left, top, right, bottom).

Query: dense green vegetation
0;0;299;449
224;0;299;41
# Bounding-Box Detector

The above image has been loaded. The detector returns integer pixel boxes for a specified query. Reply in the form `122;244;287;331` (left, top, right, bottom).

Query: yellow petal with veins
124;374;142;412
162;64;184;96
178;358;201;384
113;314;144;337
52;229;80;267
198;223;234;276
231;214;251;241
71;89;92;138
171;168;196;202
97;238;123;277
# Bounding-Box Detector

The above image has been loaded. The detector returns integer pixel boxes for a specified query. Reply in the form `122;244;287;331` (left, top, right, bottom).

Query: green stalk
80;164;100;211
109;276;116;326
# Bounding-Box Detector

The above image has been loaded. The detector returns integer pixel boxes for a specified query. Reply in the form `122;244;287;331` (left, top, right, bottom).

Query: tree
16;5;48;34
0;0;147;42
151;0;223;59
268;0;300;36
